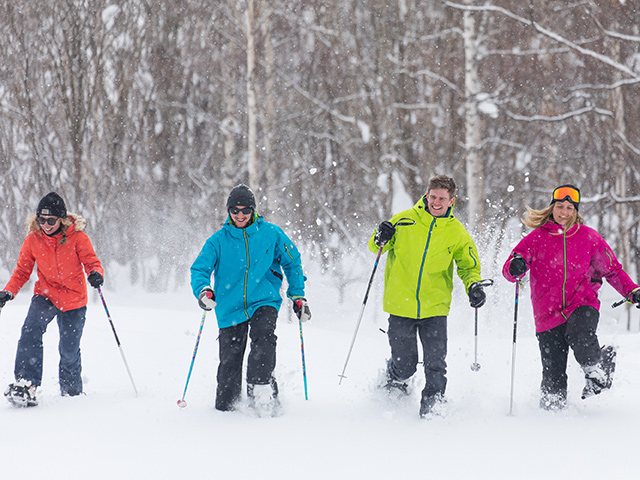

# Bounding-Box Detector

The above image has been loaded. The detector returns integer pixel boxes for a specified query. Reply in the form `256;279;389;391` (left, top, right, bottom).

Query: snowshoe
4;379;38;408
381;379;410;396
247;380;281;417
581;345;616;400
540;392;567;411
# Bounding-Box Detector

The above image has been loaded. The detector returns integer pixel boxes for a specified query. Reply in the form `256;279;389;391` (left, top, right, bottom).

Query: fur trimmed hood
27;212;87;235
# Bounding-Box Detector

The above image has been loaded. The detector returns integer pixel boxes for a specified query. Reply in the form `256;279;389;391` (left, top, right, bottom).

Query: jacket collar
541;221;579;235
38;220;76;242
224;212;262;235
415;195;454;222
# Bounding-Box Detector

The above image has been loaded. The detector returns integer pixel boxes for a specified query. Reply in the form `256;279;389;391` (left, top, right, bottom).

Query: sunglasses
552;185;580;205
229;207;253;216
37;216;60;226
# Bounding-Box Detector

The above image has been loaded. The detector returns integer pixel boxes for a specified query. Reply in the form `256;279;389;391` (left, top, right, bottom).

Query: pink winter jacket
502;222;639;333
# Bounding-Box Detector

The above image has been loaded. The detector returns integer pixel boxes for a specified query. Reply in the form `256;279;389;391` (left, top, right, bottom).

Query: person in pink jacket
503;185;640;410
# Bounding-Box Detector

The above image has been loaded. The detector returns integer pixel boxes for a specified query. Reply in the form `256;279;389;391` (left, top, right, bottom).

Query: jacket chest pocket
423;250;453;274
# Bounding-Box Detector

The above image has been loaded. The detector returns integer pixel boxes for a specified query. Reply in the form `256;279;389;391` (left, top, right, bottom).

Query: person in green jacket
369;174;485;418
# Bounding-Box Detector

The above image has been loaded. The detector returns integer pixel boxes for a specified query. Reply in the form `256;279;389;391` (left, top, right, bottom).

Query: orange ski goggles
551;185;580;209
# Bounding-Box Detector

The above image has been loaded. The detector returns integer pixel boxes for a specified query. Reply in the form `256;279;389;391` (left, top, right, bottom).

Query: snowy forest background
1;0;639;300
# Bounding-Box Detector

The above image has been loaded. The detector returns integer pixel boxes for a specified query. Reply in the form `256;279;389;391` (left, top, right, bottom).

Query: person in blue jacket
190;184;311;414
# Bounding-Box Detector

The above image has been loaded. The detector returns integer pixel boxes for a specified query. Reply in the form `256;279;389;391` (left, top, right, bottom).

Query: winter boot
540;392;567;411
581;346;616;399
247;379;281;417
4;379;38;408
419;393;445;419
601;345;616;387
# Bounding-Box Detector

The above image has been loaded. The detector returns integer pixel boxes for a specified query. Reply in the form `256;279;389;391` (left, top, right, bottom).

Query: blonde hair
27;214;74;244
522;204;583;233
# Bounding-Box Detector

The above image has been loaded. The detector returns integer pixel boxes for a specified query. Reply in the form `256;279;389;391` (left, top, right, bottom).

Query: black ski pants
387;314;447;403
215;306;278;411
536;305;601;399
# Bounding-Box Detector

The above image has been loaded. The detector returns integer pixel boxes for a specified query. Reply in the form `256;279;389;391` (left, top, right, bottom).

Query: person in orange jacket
0;192;104;407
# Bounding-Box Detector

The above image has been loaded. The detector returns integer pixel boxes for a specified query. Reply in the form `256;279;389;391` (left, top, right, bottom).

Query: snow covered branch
616;131;640;158
506;105;613;122
444;1;640;80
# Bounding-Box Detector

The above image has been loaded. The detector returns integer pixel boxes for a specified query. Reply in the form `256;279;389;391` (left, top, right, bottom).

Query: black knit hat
37;192;67;218
226;184;256;211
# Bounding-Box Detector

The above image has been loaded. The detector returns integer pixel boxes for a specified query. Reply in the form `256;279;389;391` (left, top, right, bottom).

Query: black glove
293;298;311;322
0;290;13;308
468;283;486;308
632;290;640;308
509;254;527;277
198;287;216;311
87;271;104;288
374;221;396;247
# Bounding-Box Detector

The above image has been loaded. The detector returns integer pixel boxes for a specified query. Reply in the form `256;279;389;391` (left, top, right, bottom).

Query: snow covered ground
1;269;639;479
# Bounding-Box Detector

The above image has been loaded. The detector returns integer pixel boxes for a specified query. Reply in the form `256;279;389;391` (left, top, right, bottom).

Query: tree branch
506;105;613;122
444;1;640;79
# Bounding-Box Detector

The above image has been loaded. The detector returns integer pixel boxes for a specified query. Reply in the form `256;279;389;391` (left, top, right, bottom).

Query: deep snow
1;269;639;479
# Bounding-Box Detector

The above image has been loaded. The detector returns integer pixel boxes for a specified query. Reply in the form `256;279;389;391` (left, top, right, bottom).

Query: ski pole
470;279;494;372
338;245;383;384
97;287;138;396
509;278;521;415
177;311;207;408
299;318;308;400
338;218;415;384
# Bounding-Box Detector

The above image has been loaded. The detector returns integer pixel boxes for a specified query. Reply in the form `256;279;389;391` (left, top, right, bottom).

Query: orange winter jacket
4;215;103;311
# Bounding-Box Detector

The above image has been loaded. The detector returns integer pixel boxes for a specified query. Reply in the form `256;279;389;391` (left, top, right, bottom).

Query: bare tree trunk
260;1;276;214
245;0;259;189
609;37;632;329
463;5;484;233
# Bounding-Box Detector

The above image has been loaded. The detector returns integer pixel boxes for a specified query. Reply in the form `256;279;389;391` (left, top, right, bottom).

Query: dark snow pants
215;306;278;411
15;295;86;395
536;305;601;399
387;314;447;403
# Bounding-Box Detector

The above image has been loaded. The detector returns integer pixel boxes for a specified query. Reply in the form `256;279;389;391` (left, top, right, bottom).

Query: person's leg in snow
536;324;569;410
216;322;248;411
417;316;447;417
385;315;419;388
246;306;278;385
57;305;87;396
566;306;601;365
565;306;614;398
246;306;280;415
14;295;58;388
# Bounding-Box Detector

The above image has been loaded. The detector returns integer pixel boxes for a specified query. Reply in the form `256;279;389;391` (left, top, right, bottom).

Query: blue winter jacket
190;214;306;329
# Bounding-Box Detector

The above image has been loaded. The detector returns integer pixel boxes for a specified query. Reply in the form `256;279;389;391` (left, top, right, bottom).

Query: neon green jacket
368;196;482;319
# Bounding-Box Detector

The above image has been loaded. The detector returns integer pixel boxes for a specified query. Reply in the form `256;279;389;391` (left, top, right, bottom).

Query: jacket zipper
561;230;568;320
284;243;294;260
416;218;436;319
243;230;250;318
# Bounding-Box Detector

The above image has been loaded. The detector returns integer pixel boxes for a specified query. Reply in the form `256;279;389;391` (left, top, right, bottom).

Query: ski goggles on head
551;185;580;208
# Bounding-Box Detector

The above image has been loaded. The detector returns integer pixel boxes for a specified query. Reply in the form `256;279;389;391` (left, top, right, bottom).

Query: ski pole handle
612;292;635;309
